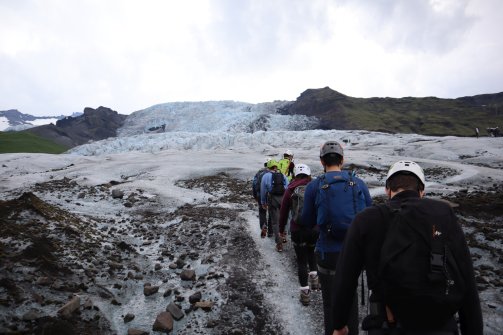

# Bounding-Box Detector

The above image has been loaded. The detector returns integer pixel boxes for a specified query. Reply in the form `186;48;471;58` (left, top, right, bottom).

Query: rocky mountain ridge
281;87;503;136
3;88;502;152
23;107;127;149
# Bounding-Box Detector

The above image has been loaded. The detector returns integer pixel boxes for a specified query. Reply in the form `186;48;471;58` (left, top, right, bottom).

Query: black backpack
270;172;285;195
377;200;466;328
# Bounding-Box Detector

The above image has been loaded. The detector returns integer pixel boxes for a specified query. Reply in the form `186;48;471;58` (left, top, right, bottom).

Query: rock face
24;106;127;148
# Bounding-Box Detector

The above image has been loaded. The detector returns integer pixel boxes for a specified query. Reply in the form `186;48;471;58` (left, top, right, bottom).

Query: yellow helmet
267;159;278;169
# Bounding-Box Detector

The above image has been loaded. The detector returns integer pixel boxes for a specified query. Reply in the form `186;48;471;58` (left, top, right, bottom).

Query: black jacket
332;190;483;334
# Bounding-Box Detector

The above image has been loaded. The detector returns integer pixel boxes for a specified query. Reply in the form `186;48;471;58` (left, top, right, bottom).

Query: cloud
344;0;476;54
0;0;501;116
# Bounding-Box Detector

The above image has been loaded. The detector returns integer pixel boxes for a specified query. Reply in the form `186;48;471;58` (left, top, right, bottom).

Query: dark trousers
268;194;282;243
256;198;272;233
257;198;267;229
317;251;359;335
291;230;317;287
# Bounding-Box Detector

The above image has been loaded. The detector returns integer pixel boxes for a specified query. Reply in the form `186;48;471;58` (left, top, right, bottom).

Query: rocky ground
0;166;502;334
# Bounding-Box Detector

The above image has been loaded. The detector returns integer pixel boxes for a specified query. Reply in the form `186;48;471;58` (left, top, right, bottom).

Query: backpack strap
429;221;450;286
348;173;357;215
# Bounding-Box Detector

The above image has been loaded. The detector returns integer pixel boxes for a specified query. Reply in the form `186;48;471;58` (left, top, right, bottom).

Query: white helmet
285;149;293;156
264;157;272;164
386;160;425;186
294;163;311;176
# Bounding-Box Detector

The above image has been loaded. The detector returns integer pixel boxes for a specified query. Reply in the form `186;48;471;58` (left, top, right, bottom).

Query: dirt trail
0;167;501;334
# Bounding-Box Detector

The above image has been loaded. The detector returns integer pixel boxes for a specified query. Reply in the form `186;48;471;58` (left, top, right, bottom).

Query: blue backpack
315;171;367;241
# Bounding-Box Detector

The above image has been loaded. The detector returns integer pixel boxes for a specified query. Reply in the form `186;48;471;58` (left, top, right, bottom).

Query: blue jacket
300;170;372;254
260;170;289;205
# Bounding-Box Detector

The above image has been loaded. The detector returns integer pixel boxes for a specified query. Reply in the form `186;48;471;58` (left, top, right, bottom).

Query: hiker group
252;142;482;335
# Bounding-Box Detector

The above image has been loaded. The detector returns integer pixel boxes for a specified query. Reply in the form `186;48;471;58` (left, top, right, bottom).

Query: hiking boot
260;227;267;238
276;242;283;252
299;289;310;306
308;273;320;291
280;232;287;243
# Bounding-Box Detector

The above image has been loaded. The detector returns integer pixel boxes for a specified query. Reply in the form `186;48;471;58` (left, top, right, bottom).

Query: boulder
152;311;173;333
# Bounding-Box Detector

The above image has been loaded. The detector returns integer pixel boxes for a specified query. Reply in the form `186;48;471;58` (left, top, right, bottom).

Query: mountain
23;106;127;148
0;109;63;131
280;87;503;136
4;88;502;154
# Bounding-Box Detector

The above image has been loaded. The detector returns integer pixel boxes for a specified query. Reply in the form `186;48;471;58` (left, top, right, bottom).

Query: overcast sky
1;0;502;117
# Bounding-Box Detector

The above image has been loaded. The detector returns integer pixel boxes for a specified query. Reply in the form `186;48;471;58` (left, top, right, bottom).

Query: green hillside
282;87;503;136
0;131;68;154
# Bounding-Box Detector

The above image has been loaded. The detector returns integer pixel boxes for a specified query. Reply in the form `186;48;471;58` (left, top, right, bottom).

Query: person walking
331;161;483;335
260;159;289;252
278;149;295;181
279;163;319;306
252;157;272;238
301;141;372;335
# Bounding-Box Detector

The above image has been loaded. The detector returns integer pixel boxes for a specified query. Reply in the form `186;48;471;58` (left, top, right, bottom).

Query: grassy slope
286;88;503;136
0;131;68;154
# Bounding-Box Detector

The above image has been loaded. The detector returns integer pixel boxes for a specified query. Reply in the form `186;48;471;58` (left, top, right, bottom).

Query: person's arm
300;179;317;227
450;211;483;335
260;173;269;206
332;211;367;330
358;178;373;207
279;188;292;234
252;173;258;199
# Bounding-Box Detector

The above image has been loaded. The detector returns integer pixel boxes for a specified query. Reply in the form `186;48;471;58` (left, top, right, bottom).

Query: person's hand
332;326;348;335
262;204;268;210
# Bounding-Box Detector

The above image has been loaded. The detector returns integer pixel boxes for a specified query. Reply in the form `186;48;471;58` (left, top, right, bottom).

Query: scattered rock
194;301;214;311
144;285;159;296
36;277;52;286
112;189;124;199
22;309;42;321
57;295;80;318
189;291;202;304
127;328;149;335
166;302;184;321
180;269;196;281
124;313;135;323
152;311;173;333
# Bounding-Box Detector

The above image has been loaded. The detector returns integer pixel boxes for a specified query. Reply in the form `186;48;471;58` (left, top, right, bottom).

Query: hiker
278;163;319;306
475;127;479;138
278;149;295;181
260;159;289;251
301;141;372;335
252;158;272;237
331;160;483;335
